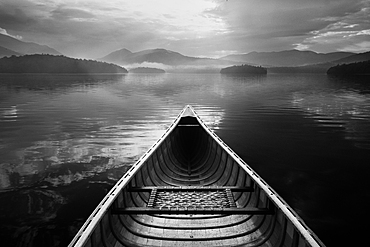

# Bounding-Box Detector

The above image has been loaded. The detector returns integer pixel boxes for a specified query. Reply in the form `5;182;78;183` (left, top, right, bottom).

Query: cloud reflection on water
0;104;225;191
292;90;370;149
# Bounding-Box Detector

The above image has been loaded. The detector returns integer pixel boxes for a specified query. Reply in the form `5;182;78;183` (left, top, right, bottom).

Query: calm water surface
0;73;369;246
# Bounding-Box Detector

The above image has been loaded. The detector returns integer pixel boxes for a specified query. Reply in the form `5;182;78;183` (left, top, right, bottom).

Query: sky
0;0;369;58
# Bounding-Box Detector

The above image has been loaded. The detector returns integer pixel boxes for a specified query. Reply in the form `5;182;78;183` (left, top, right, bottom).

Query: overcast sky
1;0;369;58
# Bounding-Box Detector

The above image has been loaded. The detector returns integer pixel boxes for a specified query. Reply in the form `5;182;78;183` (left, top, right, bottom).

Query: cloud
294;2;370;52
0;0;369;58
0;27;22;40
0;0;41;29
208;0;370;52
50;7;96;21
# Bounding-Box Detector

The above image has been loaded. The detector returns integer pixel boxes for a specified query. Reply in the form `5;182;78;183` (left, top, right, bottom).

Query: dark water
0;73;369;246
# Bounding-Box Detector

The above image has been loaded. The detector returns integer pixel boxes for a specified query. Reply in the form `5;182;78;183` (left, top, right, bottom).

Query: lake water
1;73;369;246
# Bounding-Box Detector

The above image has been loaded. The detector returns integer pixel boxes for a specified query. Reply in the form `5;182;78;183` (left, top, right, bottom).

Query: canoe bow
68;105;325;247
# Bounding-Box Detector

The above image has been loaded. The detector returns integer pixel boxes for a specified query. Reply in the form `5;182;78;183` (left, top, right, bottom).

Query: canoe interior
69;106;325;247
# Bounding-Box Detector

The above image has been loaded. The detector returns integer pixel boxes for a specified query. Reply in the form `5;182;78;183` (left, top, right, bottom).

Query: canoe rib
112;207;274;215
127;186;255;192
69;105;325;247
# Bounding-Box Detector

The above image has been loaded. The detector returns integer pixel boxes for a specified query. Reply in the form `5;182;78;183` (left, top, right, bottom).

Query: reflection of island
327;60;370;75
129;67;166;73
220;64;267;74
0;54;128;73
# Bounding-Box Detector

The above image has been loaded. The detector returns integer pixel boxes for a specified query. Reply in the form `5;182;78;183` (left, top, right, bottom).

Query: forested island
327;60;370;75
0;54;127;73
129;67;165;73
220;64;267;74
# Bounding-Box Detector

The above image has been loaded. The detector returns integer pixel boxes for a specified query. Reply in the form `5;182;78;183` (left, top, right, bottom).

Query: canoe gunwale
190;105;325;247
68;107;187;247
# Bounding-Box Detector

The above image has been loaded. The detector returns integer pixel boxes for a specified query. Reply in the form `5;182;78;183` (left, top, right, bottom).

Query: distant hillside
100;48;193;65
327;60;370;75
99;48;232;67
268;51;370;74
101;48;133;63
0;34;61;55
129;67;165;73
0;54;127;73
0;46;20;58
220;64;267;74
222;50;354;67
331;51;370;64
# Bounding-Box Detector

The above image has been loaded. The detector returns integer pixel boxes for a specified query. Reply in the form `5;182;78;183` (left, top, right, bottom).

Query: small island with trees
220;64;267;74
0;54;128;73
327;60;370;75
129;67;166;73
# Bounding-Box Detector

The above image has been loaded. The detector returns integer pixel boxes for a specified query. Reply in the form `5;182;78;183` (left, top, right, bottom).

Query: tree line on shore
327;60;370;75
0;54;127;73
220;64;267;74
220;60;370;76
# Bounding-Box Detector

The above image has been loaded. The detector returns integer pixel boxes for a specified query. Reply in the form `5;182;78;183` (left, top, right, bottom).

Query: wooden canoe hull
69;106;325;247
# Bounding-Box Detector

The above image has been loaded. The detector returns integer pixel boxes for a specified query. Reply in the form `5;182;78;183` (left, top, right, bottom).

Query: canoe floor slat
112;207;274;215
127;186;255;210
154;189;233;209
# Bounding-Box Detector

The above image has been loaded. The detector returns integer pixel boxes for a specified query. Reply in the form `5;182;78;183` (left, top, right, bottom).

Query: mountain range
99;48;196;65
98;48;231;67
267;51;370;73
0;34;61;58
1;33;369;70
331;51;370;64
221;50;356;67
99;48;370;69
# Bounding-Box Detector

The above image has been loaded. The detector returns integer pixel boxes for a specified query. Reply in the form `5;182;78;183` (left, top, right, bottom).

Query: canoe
69;105;325;247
